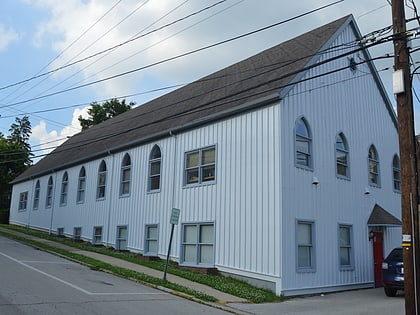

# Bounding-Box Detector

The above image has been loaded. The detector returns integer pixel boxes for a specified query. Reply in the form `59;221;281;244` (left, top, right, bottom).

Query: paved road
229;287;405;315
0;236;230;315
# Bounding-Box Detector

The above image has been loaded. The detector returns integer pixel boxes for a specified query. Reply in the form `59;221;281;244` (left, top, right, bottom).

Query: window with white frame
46;176;53;208
392;154;401;192
116;226;128;250
295;117;312;168
18;191;28;211
336;133;349;178
145;225;158;255
339;224;353;269
97;160;107;199
185;146;216;185
60;172;68;206
33;180;40;210
148;145;161;191
368;145;380;186
93;226;103;244
296;221;315;271
182;223;214;265
77;167;86;203
120;154;131;196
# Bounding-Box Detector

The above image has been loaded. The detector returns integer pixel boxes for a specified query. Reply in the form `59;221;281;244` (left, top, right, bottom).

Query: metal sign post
163;208;180;281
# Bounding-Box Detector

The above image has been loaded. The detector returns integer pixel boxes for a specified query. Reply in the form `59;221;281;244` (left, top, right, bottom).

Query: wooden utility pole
392;1;420;314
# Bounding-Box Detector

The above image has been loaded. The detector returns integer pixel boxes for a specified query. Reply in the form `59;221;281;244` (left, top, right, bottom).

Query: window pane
200;244;213;264
184;245;196;262
298;246;311;267
150;176;160;190
201;166;215;181
122;168;131;181
99;173;106;185
337;164;347;176
186;169;199;184
296;119;309;137
148;240;158;253
340;248;350;265
184;225;197;243
296;152;309;166
340;227;350;246
118;227;127;239
121;182;130;195
296;138;309;153
200;225;214;243
202;148;215;164
147;226;158;239
336;135;345;150
297;223;311;244
186;152;199;168
150;161;161;175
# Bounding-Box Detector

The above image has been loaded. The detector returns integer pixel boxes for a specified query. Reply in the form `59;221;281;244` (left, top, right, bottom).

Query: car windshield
387;248;402;260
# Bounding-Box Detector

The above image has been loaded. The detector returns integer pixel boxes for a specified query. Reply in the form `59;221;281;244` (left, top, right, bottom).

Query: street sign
170;208;180;225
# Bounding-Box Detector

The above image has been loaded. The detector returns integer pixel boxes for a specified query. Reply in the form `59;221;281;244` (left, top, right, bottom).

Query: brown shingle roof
367;204;402;226
14;15;390;183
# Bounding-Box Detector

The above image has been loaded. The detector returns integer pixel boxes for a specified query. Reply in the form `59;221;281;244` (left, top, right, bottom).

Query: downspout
106;151;115;247
49;172;58;235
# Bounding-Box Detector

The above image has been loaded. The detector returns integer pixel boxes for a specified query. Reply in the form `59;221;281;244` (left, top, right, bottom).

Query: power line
0;0;345;110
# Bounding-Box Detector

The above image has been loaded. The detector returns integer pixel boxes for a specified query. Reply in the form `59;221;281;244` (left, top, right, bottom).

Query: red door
373;231;384;287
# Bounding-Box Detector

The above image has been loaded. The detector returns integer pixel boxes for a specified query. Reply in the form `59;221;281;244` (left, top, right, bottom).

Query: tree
0;116;33;210
78;98;134;131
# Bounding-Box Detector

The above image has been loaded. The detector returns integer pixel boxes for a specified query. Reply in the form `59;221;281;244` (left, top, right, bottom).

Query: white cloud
31;107;86;158
0;23;19;51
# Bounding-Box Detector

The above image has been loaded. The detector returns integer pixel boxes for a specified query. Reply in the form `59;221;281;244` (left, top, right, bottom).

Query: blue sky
0;0;419;162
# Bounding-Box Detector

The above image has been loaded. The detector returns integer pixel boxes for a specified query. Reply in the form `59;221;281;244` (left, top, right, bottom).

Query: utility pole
392;1;420;314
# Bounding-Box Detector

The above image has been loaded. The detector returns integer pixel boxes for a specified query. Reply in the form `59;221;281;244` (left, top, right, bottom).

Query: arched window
120;154;131;196
46;176;53;208
392;154;401;192
336;133;349;178
295;117;312;168
148;145;161;191
77;167;86;203
33;180;40;210
97;160;107;199
368;145;380;186
60;172;68;206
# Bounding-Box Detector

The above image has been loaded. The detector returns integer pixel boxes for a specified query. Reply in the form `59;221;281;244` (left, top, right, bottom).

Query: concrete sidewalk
0;227;249;313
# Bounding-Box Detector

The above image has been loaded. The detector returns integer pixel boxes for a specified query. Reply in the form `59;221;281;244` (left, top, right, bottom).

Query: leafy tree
0;116;33;210
78;98;134;131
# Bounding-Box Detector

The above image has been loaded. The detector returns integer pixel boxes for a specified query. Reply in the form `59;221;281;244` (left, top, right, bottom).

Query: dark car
382;247;404;297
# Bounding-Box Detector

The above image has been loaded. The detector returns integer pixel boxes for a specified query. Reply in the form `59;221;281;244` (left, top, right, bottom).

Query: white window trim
296;220;316;272
338;224;354;270
184;146;216;186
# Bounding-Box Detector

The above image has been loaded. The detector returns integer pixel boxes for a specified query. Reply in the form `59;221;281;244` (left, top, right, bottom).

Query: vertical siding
279;24;400;294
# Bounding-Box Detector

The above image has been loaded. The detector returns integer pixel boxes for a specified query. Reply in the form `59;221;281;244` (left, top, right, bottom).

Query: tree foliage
78;98;134;131
0;116;33;209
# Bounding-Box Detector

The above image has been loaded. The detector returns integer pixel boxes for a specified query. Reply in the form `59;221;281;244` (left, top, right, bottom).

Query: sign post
163;208;180;281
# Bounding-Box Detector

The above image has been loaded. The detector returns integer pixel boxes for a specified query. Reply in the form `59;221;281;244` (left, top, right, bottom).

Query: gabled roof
13;15;396;183
367;204;402;226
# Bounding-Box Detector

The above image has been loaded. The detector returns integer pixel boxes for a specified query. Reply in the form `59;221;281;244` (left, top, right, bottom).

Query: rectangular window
339;224;353;269
74;227;82;241
296;221;315;271
18;192;28;211
185;146;216;185
120;167;131;196
93;226;103;244
116;226;128;250
97;172;106;199
33;184;40;210
145;225;158;255
181;223;214;265
77;177;86;203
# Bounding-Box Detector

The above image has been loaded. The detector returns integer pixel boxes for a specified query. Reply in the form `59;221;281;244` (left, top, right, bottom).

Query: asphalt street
0;236;230;315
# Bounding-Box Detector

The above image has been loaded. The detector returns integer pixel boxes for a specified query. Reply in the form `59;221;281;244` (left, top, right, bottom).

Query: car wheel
384;287;397;297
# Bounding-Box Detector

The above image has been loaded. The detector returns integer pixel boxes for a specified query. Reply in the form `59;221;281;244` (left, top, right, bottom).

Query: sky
0;0;419;162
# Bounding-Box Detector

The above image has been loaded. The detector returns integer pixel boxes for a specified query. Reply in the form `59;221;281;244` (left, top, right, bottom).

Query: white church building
10;15;402;296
